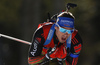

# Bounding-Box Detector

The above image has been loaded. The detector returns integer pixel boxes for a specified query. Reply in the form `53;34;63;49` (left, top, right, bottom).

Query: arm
28;27;48;65
66;32;82;65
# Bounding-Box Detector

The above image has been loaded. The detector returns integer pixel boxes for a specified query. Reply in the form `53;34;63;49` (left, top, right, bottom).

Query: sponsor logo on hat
61;20;73;24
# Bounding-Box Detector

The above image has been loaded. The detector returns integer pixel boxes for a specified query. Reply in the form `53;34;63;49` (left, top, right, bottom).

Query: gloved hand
45;44;58;60
45;44;67;61
57;44;67;61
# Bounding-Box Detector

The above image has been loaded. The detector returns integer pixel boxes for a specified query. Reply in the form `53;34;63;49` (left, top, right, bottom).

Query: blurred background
0;0;100;65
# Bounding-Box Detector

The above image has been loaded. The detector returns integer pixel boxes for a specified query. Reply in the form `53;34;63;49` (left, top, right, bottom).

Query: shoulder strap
43;24;55;45
66;34;72;50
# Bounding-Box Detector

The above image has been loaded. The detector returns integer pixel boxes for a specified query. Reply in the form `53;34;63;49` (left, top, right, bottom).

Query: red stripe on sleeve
72;58;78;65
74;44;81;49
28;56;45;64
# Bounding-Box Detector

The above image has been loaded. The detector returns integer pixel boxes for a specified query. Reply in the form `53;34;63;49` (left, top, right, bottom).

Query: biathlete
28;4;82;65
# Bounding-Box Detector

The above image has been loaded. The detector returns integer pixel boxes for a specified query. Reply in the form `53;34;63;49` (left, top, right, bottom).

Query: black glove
45;44;57;60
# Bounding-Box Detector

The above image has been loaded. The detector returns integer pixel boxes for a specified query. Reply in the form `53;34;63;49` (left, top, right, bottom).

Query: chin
59;40;66;43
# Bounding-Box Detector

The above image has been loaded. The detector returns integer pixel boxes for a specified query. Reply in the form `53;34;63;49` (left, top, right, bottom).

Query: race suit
28;23;82;65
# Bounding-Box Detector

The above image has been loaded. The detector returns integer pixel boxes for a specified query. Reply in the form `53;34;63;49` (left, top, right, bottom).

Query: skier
28;3;82;65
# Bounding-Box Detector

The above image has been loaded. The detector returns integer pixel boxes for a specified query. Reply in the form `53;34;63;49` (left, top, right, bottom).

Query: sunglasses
56;23;74;34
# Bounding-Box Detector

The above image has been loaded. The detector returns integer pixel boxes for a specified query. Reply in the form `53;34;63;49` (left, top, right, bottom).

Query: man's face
55;26;73;43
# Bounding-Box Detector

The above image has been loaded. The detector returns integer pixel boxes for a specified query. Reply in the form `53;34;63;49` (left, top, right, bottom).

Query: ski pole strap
70;53;79;58
44;24;55;45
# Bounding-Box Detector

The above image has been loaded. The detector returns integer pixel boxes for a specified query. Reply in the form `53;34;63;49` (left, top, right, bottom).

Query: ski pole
0;33;32;45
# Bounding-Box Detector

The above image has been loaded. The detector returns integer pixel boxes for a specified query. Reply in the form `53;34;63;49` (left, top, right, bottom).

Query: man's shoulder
35;23;54;40
72;29;82;45
42;23;53;30
72;30;78;39
37;23;53;33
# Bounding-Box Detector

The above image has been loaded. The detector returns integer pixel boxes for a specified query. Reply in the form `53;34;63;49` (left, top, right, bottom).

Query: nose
65;32;68;35
64;32;68;36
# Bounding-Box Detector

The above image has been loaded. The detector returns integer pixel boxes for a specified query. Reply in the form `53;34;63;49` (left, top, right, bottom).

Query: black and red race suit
28;23;82;65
